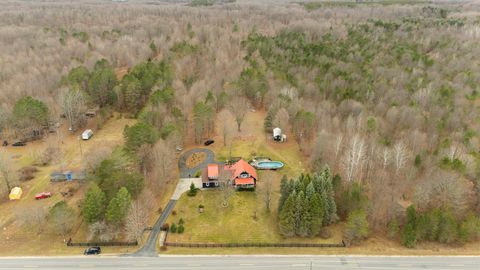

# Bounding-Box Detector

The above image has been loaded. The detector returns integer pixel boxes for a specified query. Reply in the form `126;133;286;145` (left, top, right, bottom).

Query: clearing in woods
0;116;136;256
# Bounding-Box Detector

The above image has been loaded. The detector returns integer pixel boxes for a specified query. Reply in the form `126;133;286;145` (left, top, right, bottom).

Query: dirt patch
186;152;207;169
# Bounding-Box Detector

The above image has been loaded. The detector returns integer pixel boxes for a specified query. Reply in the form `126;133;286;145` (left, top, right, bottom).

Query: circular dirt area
186;152;207;169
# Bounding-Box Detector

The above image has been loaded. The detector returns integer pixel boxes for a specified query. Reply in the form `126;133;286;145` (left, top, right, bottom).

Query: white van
82;129;93;140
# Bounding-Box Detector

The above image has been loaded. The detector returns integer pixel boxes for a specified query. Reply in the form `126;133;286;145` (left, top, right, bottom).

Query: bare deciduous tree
273;108;290;132
61;88;86;131
125;192;154;241
16;205;47;233
0;152;16;195
261;172;273;213
228;96;249;132
393;142;408;175
342;135;365;183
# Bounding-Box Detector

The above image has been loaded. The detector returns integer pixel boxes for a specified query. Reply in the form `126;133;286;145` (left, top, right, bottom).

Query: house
202;164;220;188
228;159;257;189
202;159;257;189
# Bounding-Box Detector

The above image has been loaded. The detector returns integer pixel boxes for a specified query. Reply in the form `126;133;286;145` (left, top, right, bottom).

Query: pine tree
401;205;417;248
294;191;304;236
82;183;106;224
296;191;310;237
402;223;417;248
279;193;296;237
278;175;290;213
106;187;132;225
306;182;323;236
321;166;337;225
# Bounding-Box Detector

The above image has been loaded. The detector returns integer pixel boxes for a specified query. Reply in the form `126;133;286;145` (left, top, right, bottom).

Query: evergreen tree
438;209;458;244
279;193;296;237
305;182;323;236
106;187;132;225
294;191;305;236
82;183;106;224
13;96;49;127
402;223;417;248
401;205;417;248
278;175;290;213
296;191;310;237
321;166;337;225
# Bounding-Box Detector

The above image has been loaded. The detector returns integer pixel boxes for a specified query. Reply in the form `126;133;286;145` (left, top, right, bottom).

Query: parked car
35;192;52;200
12;141;26;147
84;246;101;255
204;139;214;146
82;129;93;140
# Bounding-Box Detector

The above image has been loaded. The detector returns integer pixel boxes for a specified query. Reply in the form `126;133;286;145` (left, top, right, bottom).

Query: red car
35;192;52;200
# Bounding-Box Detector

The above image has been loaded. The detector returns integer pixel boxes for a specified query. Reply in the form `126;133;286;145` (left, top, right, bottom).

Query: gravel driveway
178;148;214;178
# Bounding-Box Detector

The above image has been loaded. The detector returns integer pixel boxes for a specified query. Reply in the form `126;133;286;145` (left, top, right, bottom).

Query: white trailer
273;127;282;141
82;129;93;140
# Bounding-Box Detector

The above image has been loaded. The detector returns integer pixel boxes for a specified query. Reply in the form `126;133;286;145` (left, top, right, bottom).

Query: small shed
9;187;22;200
273;127;282;141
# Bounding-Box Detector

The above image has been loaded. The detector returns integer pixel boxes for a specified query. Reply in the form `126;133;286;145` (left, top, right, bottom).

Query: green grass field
166;189;343;244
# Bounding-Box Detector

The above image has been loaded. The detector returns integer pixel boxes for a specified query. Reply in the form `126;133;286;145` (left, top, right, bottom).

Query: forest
0;0;480;251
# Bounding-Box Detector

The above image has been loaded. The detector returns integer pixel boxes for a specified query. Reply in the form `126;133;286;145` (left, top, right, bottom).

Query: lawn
165;110;342;245
165;188;343;244
211;110;307;177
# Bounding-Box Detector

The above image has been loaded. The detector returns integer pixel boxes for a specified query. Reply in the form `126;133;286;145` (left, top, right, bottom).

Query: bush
177;224;185;234
171;210;177;216
343;209;369;246
319;228;332;239
161;223;170;231
178;218;185;225
187;183;197;197
160;246;167;251
18;166;38;181
194;170;202;178
170;223;177;233
458;215;480;243
387;219;400;239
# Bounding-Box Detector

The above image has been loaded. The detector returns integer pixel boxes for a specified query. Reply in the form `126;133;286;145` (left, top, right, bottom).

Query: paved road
133;200;177;257
178;148;214;178
0;256;478;269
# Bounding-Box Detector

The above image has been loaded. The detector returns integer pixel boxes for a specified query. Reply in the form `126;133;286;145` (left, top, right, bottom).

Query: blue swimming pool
255;161;284;170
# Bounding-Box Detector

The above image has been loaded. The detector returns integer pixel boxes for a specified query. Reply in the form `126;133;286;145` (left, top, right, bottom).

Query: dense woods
1;0;480;247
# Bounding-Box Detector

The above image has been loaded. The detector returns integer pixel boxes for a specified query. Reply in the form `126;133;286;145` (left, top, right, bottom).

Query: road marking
397;264;413;267
23;266;39;268
79;265;94;268
239;263;254;266
291;264;307;266
449;264;465;267
187;264;202;266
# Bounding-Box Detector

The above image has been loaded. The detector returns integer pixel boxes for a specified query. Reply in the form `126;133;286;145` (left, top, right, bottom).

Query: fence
66;238;138;247
164;241;345;248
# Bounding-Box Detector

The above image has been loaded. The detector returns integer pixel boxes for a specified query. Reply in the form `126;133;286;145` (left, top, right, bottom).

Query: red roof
235;177;255;186
228;159;257;180
207;164;219;178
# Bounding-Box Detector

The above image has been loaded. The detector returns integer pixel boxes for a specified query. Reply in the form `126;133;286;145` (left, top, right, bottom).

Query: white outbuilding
273;127;282;141
82;129;93;140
